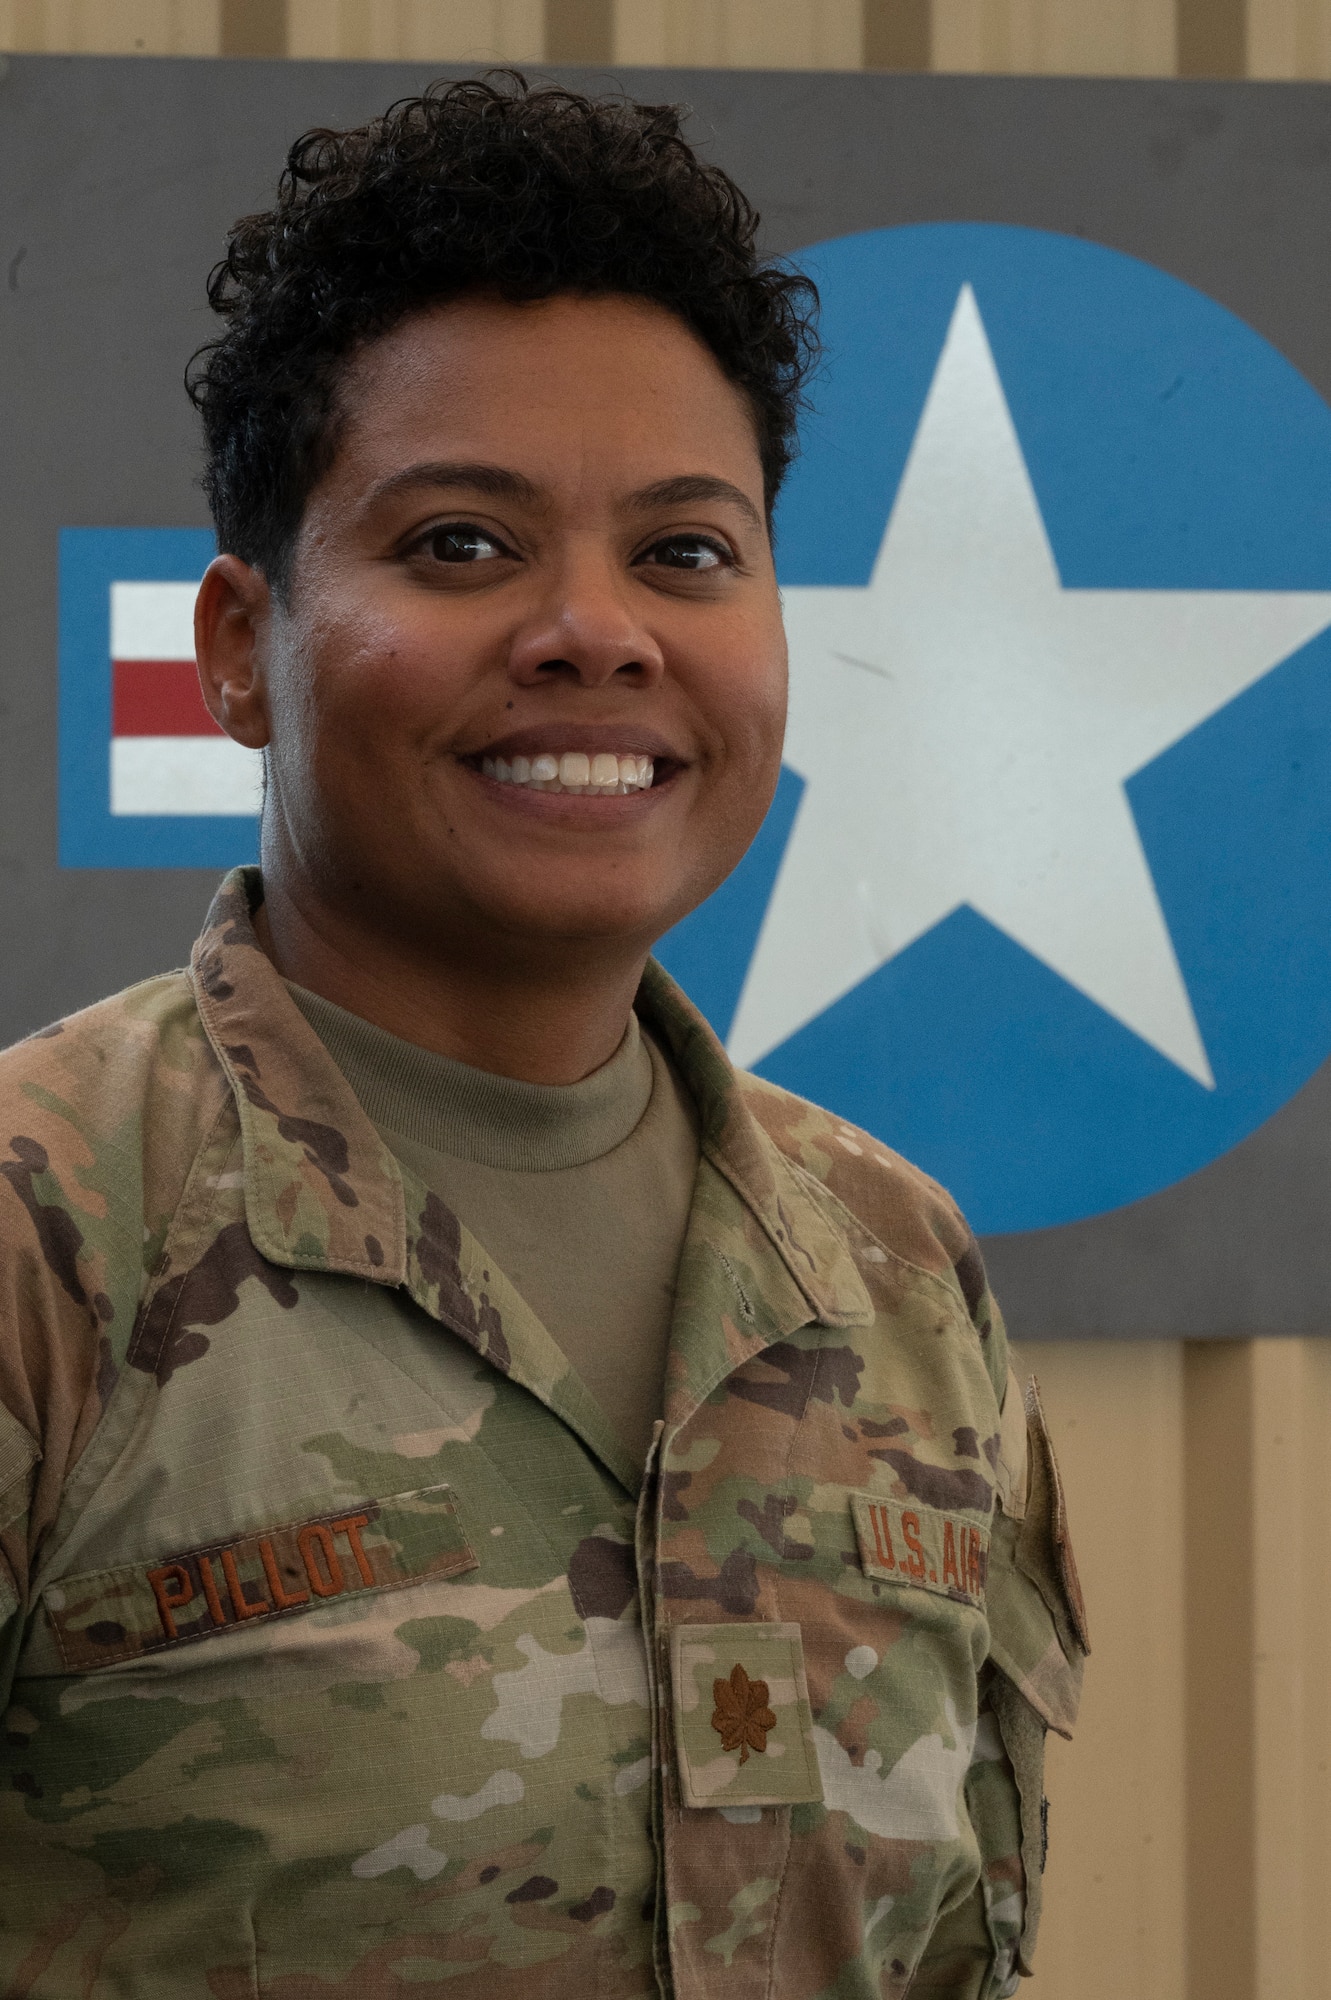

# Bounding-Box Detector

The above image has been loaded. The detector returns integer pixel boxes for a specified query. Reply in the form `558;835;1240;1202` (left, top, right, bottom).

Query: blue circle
656;222;1331;1234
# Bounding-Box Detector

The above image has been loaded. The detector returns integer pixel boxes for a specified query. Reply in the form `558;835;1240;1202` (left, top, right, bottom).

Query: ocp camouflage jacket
0;869;1086;1999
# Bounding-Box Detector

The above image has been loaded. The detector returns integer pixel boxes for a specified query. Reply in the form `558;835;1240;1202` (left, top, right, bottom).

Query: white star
728;284;1331;1087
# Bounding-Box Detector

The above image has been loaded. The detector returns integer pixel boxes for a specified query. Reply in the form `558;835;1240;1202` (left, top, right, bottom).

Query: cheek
703;621;788;774
277;615;453;766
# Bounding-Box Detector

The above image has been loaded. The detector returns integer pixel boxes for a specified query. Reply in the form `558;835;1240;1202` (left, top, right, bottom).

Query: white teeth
479;749;657;795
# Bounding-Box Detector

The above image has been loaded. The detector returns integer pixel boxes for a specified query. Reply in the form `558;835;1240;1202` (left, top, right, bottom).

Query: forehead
329;292;763;489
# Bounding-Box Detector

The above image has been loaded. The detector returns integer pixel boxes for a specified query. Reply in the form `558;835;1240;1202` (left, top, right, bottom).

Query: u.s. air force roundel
656;222;1331;1235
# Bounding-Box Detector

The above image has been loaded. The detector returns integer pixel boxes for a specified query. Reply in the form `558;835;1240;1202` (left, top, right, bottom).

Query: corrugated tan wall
5;3;1328;1994
13;0;1331;75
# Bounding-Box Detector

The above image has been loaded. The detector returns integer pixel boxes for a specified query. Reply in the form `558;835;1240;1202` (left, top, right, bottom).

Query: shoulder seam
780;1153;976;1324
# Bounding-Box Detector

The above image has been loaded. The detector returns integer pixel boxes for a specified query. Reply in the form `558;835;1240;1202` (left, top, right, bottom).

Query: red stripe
113;660;222;738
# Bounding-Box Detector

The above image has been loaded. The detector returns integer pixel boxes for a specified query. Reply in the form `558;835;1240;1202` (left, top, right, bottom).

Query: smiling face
213;292;788;981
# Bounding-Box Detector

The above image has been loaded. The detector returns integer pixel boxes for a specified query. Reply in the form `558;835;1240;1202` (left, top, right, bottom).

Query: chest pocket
43;1483;477;1671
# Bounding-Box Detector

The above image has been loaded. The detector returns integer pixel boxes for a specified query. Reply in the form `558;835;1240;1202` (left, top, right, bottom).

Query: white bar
110;736;263;816
110;581;201;661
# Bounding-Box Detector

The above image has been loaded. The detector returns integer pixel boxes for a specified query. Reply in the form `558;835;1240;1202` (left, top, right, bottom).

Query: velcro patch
45;1484;477;1671
670;1620;824;1810
851;1491;988;1608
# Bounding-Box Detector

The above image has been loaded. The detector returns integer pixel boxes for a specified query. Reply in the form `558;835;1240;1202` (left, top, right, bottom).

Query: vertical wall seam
219;0;289;58
545;0;612;63
864;0;931;70
1184;1340;1257;2000
1177;0;1246;74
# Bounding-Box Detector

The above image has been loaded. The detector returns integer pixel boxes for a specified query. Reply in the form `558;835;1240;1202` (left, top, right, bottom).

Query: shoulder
0;969;232;1340
0;968;223;1165
736;1070;976;1278
736;1070;1006;1389
0;972;235;1591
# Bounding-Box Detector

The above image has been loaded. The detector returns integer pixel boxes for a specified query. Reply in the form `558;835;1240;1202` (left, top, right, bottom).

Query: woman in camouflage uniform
0;74;1085;1998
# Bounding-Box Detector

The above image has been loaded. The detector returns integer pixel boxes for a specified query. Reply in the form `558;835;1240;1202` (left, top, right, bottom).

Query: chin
492;894;670;948
461;859;686;941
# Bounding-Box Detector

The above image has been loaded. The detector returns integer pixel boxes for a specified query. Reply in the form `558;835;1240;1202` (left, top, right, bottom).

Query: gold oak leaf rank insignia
711;1662;777;1764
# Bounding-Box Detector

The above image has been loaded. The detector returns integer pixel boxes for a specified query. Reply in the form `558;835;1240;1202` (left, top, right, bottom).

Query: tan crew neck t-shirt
286;984;701;1469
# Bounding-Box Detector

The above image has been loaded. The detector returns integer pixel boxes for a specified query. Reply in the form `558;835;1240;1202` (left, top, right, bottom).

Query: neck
256;876;648;1086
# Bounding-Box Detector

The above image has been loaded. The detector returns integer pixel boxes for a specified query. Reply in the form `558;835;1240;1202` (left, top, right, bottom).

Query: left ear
194;554;272;749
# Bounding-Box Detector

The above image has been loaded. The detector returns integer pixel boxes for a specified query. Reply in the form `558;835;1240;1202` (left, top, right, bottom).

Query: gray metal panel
980;1057;1331;1338
1;55;1327;1332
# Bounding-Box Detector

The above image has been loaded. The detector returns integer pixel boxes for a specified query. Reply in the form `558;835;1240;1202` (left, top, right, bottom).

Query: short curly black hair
188;72;819;593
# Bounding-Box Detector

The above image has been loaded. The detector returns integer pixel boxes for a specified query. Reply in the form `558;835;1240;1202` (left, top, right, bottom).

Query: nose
506;544;665;690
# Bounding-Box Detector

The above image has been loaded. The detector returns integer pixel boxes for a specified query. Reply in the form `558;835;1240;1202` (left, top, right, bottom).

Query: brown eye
640;535;729;572
426;525;505;563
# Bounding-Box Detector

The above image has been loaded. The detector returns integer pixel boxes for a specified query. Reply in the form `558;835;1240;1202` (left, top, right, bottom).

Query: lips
469;723;682;765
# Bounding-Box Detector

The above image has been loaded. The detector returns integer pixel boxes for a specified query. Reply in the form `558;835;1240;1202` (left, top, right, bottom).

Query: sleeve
981;1368;1090;1982
907;1655;1026;1996
0;1400;42;1703
903;1879;1004;1999
909;1368;1086;1996
957;1233;1009;1408
0;1114;127;1712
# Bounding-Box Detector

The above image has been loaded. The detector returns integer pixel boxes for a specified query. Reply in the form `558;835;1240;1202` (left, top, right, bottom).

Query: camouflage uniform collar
636;961;872;1331
192;873;643;1489
189;869;869;1367
191;876;867;1456
190;869;409;1283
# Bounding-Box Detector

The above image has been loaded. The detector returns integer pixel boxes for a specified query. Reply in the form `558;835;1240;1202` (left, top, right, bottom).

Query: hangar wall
0;9;1325;2000
5;0;1331;81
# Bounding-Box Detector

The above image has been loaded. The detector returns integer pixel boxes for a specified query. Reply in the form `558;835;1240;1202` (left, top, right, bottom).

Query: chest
6;1234;1000;2000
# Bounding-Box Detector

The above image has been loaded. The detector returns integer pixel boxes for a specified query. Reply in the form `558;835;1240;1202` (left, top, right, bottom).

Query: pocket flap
44;1483;477;1671
986;1611;1084;1739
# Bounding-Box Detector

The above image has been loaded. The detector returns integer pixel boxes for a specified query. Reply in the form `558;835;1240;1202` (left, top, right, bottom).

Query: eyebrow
366;461;764;533
368;461;544;508
627;474;765;534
